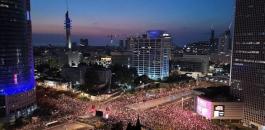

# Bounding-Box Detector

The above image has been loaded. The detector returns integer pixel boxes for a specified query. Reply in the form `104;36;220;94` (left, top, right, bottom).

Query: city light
0;0;264;130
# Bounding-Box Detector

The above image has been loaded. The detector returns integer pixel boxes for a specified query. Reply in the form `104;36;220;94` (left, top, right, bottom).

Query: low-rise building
172;55;209;79
193;86;243;120
111;51;132;68
61;66;111;86
183;41;210;55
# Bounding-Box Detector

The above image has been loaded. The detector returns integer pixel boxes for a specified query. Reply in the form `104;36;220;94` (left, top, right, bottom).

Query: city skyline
1;0;265;129
32;0;234;46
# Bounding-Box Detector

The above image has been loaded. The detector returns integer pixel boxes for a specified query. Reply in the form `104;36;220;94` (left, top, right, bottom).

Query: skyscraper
209;26;219;54
218;29;232;54
231;0;265;129
65;11;72;49
131;30;171;80
0;0;36;119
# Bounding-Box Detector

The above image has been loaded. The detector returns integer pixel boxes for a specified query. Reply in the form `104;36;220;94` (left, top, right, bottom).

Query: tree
135;116;142;130
223;64;230;73
14;117;24;128
134;75;152;85
36;64;50;73
126;122;133;130
0;123;6;130
111;64;137;85
111;121;123;130
78;62;87;67
165;73;193;83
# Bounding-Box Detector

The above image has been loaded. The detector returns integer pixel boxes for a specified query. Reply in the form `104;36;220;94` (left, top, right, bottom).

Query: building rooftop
193;86;240;102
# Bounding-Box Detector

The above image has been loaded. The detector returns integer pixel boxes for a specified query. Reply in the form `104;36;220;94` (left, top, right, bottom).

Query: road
127;91;193;111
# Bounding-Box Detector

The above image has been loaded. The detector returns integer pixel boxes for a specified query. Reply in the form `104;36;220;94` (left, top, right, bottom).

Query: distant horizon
32;30;226;48
31;0;235;47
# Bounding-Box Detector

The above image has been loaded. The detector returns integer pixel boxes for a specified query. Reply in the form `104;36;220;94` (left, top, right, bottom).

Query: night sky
31;0;235;47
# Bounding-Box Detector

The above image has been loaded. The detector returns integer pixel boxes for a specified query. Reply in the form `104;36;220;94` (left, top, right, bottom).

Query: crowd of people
140;101;228;130
98;81;229;130
18;81;229;130
17;87;94;130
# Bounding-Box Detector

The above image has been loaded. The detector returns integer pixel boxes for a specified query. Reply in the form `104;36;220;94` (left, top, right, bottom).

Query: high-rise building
0;0;37;120
218;29;232;54
65;11;72;49
131;30;171;80
209;27;219;54
231;0;265;129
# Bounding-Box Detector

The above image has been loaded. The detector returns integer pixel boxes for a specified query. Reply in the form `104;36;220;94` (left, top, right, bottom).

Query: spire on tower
64;0;72;49
65;0;69;11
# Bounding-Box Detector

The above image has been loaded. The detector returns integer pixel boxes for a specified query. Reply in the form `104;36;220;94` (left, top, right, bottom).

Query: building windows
132;31;171;80
235;50;259;54
235;42;260;45
26;11;30;21
232;0;265;127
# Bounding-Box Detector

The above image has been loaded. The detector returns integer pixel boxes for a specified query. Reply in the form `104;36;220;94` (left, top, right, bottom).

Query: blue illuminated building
147;30;165;39
0;0;36;119
131;30;172;80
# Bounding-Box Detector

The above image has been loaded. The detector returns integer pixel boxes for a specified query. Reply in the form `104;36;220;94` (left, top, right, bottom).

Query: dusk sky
31;0;235;47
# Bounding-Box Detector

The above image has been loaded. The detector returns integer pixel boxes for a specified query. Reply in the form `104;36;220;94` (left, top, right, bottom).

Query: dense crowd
17;88;94;130
18;81;229;130
141;101;228;130
99;81;229;130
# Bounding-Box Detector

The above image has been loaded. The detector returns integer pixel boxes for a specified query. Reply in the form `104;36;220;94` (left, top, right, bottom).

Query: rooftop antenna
65;0;69;11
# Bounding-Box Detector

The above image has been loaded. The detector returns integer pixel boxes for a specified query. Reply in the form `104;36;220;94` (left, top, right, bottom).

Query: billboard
196;96;213;119
213;105;225;117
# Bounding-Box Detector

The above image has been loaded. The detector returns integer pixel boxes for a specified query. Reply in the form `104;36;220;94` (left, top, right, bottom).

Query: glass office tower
231;0;265;129
0;0;36;119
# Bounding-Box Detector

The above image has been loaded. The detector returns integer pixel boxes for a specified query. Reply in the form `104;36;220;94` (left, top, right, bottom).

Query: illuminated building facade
131;30;171;80
196;96;243;120
67;51;82;67
0;0;36;119
231;0;265;129
194;87;243;120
